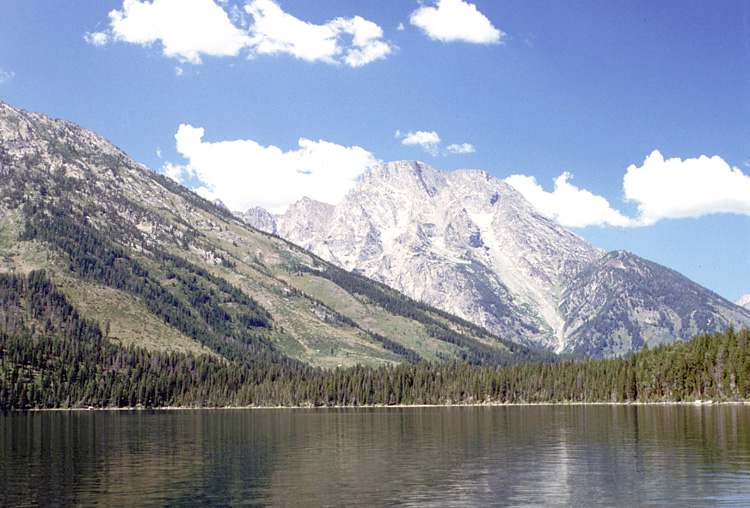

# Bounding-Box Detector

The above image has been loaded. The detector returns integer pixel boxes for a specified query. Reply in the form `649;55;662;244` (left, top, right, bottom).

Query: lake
2;405;749;506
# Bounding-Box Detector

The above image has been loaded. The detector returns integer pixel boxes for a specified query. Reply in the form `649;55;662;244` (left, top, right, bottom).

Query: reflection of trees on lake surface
2;406;749;506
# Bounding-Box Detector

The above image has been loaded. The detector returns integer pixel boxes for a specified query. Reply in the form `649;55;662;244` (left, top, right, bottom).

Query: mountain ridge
0;100;554;368
241;160;750;356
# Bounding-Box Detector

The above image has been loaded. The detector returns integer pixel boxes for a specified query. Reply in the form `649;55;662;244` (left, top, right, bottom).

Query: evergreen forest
2;270;748;410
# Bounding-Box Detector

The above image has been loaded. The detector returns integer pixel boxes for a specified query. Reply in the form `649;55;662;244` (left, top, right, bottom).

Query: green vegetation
20;200;285;369
2;106;748;410
0;125;552;368
295;262;552;365
2;271;748;409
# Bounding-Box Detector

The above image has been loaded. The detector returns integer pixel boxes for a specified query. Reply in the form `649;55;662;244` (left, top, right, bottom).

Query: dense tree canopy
2;271;748;410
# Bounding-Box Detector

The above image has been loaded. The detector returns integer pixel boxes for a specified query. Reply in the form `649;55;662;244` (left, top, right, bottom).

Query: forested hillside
2;102;748;411
2;270;748;409
0;100;558;373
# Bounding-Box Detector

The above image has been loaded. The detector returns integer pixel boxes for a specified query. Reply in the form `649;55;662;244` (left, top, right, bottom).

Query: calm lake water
2;405;750;507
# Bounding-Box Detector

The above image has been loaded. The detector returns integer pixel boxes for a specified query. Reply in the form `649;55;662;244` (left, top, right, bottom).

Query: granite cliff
242;161;750;356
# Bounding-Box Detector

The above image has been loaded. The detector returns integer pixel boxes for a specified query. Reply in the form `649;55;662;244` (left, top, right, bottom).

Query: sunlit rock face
735;294;750;311
241;160;750;356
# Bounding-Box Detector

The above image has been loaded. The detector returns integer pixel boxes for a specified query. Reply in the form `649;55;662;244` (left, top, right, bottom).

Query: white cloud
446;142;475;154
623;150;750;225
506;150;750;228
245;0;337;63
339;17;394;67
505;173;633;228
245;0;393;67
105;0;252;64
89;0;393;67
84;31;109;46
397;130;475;156
400;130;441;155
0;69;15;84
410;0;504;44
167;124;378;213
163;161;188;182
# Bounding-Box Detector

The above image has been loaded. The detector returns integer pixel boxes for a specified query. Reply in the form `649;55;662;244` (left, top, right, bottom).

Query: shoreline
12;399;749;412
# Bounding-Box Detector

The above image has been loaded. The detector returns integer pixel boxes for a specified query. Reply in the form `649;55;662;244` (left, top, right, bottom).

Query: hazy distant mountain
0;101;554;369
242;160;750;356
736;295;750;310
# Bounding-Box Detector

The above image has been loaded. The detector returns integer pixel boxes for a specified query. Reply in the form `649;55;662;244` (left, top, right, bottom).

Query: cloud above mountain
396;130;475;156
446;143;476;154
95;0;252;64
87;0;393;67
409;0;504;44
505;173;633;228
244;0;393;66
506;150;750;228
623;150;750;226
399;130;441;155
166;125;378;213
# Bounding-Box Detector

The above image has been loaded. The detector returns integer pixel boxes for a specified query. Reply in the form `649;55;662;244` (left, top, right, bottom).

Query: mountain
0;101;554;369
736;295;750;310
558;250;750;356
242;160;750;356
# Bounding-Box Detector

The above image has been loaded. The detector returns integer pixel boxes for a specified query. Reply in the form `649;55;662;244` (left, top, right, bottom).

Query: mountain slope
273;161;602;350
0;101;554;369
560;250;750;356
242;160;750;356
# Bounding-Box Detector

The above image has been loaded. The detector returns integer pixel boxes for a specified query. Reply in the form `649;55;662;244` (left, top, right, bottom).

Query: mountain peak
239;158;750;356
736;294;750;310
363;160;446;198
3;99;556;369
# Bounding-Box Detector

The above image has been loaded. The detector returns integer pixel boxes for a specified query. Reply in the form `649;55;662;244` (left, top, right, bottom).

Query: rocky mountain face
236;206;278;235
0;101;556;369
243;160;750;356
559;250;750;356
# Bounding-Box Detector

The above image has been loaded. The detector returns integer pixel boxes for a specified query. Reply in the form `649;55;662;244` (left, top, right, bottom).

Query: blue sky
1;0;749;301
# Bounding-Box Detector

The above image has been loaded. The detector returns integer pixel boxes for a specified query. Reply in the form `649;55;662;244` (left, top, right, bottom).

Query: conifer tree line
2;271;748;410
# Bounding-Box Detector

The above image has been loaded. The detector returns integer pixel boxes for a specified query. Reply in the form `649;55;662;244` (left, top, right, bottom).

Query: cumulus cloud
446;142;475;154
244;0;337;63
410;0;504;44
623;150;750;225
400;130;441;155
88;0;393;67
166;125;378;213
245;0;393;66
506;150;750;228
333;16;394;67
505;173;633;228
106;0;252;63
